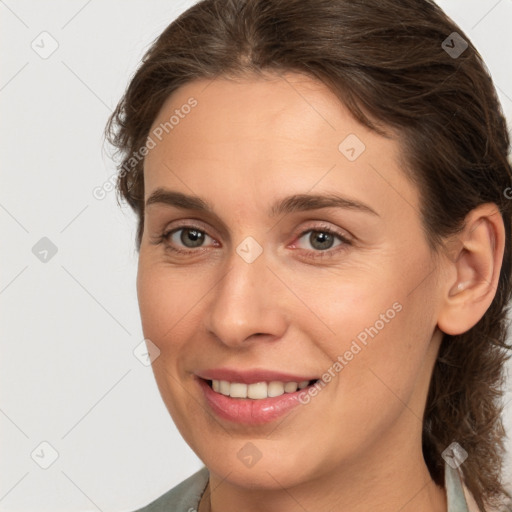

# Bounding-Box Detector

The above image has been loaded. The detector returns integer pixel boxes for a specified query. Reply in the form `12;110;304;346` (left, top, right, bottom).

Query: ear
437;203;505;336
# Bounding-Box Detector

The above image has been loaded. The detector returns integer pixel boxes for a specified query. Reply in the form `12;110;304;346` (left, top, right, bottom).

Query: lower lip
198;378;310;425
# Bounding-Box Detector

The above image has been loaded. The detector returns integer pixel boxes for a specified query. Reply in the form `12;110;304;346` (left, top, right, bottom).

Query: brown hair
105;0;512;509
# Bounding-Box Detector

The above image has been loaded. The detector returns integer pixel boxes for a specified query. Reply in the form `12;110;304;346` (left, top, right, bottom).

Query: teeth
210;379;313;399
284;382;298;393
219;380;230;395
230;382;247;398
268;381;284;397
247;381;267;399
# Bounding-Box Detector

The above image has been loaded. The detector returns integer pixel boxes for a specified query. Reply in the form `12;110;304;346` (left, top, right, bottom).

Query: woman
105;0;512;510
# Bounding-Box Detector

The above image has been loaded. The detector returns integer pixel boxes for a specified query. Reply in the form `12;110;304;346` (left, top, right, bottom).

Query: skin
137;71;504;512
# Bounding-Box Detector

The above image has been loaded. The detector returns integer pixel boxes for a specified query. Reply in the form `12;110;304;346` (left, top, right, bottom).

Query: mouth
198;376;321;424
195;367;323;424
204;378;320;400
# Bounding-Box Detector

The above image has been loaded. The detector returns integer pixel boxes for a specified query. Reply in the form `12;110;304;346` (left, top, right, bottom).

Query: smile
197;374;322;424
208;379;317;399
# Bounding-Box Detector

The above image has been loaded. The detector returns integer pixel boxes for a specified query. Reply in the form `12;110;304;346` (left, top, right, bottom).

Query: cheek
136;259;205;344
328;278;438;428
136;260;207;429
300;250;438;400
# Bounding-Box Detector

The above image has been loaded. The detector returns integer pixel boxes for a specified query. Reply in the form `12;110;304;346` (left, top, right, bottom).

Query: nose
204;243;288;348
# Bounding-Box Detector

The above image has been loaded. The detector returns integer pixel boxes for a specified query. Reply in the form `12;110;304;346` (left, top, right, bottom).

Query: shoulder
131;466;209;512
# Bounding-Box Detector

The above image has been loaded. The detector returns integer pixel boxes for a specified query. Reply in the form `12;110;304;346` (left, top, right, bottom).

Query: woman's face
137;72;446;489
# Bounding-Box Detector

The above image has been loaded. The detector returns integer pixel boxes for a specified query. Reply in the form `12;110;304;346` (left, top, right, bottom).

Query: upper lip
196;367;319;384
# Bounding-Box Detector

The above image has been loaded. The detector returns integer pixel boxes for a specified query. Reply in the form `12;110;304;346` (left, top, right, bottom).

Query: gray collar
445;462;471;512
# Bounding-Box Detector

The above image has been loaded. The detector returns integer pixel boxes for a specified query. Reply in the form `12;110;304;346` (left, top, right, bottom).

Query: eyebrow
145;188;379;217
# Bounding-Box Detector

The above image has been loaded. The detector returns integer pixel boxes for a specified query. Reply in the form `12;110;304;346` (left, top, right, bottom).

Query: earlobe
437;204;505;336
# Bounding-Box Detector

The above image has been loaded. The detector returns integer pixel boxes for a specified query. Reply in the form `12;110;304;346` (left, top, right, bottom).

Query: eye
173;227;210;248
152;222;352;259
298;229;341;251
292;224;352;260
158;225;217;253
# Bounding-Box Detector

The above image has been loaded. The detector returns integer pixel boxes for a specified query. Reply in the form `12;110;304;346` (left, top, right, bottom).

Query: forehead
143;72;420;220
148;72;372;154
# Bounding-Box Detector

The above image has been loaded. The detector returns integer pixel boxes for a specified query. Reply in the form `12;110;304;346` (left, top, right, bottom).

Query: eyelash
154;223;352;260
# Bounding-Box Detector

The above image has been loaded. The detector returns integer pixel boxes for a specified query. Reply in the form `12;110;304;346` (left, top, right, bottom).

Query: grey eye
171;228;212;248
298;230;342;251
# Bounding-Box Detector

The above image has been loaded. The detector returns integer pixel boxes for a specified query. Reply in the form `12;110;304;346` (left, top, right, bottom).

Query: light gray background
1;1;511;511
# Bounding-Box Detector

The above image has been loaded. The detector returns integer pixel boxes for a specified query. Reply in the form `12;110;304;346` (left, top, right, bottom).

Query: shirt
132;461;480;512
